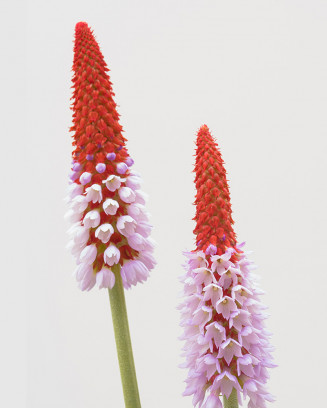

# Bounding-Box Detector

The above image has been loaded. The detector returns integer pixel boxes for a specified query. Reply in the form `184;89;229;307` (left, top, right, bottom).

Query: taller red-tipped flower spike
66;22;155;291
180;126;275;408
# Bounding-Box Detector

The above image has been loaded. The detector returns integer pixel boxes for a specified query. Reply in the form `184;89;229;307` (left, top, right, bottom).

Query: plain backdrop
1;0;327;407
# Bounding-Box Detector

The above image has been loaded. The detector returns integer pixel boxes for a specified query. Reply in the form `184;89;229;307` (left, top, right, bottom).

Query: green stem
223;388;238;408
108;264;141;408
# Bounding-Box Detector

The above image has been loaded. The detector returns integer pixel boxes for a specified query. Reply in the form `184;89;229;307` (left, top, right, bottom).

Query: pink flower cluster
65;161;156;291
180;243;275;407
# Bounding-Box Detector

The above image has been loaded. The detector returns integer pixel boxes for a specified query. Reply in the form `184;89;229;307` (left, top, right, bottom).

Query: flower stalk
223;389;238;408
108;264;141;408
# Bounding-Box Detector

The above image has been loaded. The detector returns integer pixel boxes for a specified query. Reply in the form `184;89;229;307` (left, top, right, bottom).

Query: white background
1;0;327;407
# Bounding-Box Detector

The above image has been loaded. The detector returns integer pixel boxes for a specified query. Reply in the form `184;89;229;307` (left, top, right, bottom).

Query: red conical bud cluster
194;125;237;255
71;22;127;176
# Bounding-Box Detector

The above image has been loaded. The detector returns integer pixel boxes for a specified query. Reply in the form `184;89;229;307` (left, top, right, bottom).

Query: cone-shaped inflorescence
66;22;155;291
180;125;275;407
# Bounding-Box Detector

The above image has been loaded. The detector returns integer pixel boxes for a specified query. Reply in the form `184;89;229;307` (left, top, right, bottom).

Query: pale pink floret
71;194;88;213
238;326;260;350
137;251;156;270
193;267;216;287
135;221;152;238
217;338;243;365
218;266;241;289
126;174;142;189
197;353;221;380
83;209;100;228
118;186;136;203
103;175;124;192
95;223;114;243
67;182;83;200
75;263;92;282
229;309;251;331
204;321;226;351
116;162;128;175
187;251;208;269
72;226;89;247
79;265;96;291
127;233;147;251
79;244;97;266
134;190;148;205
127;203;149;221
79;171;92;185
121;260;149;289
104;244;120;266
204;393;222;408
237;354;258;377
64;208;82;223
85;184;102;203
96;267;115;289
216;296;237;319
211;249;233;274
212;370;241;400
231;284;253;305
116;215;137;237
192;306;212;329
203;283;223;305
103;198;119;215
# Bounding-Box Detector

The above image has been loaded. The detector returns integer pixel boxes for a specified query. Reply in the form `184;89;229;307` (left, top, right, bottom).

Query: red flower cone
66;22;155;291
180;125;275;408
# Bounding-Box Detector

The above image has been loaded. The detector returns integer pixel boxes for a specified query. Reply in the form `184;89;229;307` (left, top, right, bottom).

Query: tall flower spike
180;125;275;408
66;22;155;292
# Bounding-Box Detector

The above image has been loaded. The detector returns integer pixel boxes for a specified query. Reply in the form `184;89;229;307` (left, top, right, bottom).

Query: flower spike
180;125;275;407
66;22;155;291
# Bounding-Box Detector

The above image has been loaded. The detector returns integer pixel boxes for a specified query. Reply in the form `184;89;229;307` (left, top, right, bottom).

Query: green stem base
223;388;238;408
108;265;141;408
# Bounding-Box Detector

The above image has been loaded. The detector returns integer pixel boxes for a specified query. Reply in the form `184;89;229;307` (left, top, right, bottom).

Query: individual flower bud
116;162;128;175
85;184;102;203
125;156;134;167
127;203;149;221
71;195;88;213
126;174;142;190
79;244;97;266
73;226;90;247
118;187;136;203
116;215;137;237
103;175;124;192
134;190;148;205
127;233;147;251
96;267;115;289
104;244;120;266
83;210;100;228
96;163;106;173
65;209;82;223
103;198;119;215
66;183;83;202
79;172;92;185
95;223;114;243
106;152;116;161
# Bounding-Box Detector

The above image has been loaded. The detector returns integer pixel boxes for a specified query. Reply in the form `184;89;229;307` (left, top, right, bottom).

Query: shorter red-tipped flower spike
66;22;156;291
180;126;275;408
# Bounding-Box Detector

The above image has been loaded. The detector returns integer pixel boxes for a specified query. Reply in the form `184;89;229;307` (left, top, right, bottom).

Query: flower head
180;125;274;407
66;22;155;291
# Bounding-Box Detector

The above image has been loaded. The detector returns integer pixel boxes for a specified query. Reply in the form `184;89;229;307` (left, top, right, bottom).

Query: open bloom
66;22;155;291
180;125;275;407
